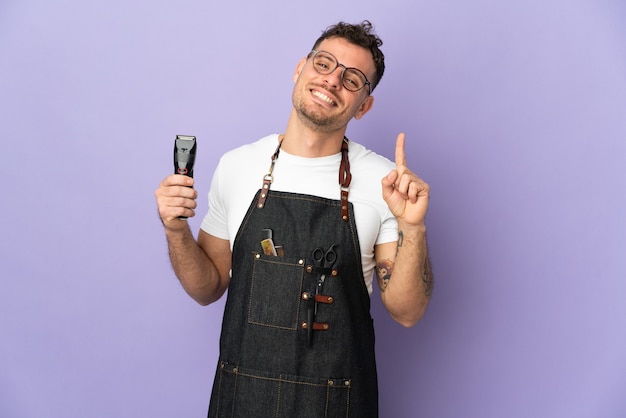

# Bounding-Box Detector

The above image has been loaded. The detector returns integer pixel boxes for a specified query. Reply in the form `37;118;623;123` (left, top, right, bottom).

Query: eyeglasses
309;50;371;94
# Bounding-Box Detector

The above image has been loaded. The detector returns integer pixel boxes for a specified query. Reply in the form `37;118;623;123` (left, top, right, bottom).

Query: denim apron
208;140;378;418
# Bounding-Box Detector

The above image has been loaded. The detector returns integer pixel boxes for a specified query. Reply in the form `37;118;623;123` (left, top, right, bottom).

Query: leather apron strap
257;137;352;222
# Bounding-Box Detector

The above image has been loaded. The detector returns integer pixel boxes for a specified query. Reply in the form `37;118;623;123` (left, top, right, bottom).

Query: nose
323;65;345;90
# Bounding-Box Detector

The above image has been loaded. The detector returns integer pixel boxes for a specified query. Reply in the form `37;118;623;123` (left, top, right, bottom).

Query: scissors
311;244;337;313
306;244;338;347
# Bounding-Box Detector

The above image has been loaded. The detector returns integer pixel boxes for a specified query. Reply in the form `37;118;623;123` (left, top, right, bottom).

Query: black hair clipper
174;135;196;178
174;135;196;219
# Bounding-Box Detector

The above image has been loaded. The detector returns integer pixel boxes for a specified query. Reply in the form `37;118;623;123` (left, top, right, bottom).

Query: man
155;20;432;418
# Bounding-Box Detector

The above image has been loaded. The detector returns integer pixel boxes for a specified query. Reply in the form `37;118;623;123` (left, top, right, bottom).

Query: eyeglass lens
312;51;369;92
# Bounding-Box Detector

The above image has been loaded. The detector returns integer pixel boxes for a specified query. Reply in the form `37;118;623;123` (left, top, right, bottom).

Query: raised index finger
395;132;407;168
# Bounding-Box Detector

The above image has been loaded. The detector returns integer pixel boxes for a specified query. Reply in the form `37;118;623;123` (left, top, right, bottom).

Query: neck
281;109;347;157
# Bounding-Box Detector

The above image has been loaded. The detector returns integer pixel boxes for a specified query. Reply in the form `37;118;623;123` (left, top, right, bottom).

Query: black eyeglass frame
308;49;372;94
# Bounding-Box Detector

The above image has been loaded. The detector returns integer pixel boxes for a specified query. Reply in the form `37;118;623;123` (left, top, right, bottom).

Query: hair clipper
174;135;196;220
174;135;197;178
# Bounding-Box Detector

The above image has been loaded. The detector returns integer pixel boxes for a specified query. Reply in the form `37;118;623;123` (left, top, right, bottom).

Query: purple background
1;1;625;417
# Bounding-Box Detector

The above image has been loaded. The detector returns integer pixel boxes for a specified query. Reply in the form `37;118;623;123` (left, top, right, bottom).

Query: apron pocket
248;253;305;330
215;362;351;418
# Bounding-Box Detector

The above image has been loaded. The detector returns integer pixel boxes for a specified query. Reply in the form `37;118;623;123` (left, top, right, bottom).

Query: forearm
380;223;433;327
165;224;225;305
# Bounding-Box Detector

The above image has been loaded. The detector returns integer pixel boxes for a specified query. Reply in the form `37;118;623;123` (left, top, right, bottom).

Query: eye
343;70;365;89
313;53;335;73
344;75;359;87
315;61;330;70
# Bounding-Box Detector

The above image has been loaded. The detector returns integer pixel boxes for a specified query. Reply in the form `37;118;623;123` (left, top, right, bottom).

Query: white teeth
313;90;334;105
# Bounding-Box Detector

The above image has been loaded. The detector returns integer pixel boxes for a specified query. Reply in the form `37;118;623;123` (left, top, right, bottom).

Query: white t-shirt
201;134;398;294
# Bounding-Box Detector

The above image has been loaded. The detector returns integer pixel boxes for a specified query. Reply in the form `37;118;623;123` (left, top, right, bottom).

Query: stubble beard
292;87;348;134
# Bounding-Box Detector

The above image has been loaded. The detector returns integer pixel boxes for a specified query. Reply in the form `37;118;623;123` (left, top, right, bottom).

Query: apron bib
208;140;378;418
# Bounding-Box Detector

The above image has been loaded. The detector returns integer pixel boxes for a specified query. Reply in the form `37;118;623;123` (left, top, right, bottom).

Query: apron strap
257;136;352;222
339;138;351;222
257;138;283;209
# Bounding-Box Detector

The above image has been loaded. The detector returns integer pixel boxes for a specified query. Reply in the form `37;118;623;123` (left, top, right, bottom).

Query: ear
292;57;307;83
353;95;375;120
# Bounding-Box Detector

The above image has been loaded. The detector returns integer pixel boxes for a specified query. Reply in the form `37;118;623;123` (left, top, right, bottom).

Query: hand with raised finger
381;133;430;227
154;174;198;230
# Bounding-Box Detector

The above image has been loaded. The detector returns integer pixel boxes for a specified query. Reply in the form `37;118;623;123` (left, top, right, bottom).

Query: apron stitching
275;378;281;418
231;369;238;418
215;363;223;417
324;384;330;418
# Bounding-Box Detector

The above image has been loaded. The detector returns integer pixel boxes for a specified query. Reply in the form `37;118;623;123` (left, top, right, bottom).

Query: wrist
162;218;191;235
397;221;426;236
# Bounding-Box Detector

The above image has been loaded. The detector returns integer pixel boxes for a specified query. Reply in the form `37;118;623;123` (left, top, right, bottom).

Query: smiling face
291;37;376;134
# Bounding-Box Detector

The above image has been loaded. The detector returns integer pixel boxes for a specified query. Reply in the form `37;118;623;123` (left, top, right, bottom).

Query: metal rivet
298;259;304;265
328;380;334;386
327;297;334;303
301;322;308;329
323;324;329;330
302;292;309;300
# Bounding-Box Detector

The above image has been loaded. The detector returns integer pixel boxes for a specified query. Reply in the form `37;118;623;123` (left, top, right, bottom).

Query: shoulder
348;141;395;176
211;133;280;199
219;134;280;165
